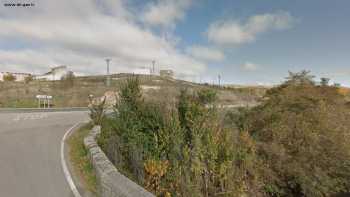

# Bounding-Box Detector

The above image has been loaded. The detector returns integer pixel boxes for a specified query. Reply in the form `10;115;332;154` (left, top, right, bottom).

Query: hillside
0;74;267;108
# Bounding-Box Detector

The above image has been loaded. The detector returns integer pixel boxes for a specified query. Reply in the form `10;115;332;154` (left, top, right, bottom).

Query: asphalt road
0;111;88;197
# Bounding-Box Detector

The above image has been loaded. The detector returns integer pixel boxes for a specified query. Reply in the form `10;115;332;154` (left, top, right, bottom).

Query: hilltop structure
160;69;174;78
0;72;31;82
132;67;152;75
35;66;73;81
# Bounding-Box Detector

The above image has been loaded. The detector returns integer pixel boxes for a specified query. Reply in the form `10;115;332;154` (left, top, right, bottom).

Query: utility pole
152;60;155;74
218;74;221;86
105;58;111;87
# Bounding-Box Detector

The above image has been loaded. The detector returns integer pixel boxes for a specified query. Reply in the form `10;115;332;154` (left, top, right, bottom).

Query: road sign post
36;95;53;109
47;95;52;108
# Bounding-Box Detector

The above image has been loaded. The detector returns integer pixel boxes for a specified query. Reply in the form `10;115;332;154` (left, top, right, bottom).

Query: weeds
67;123;98;195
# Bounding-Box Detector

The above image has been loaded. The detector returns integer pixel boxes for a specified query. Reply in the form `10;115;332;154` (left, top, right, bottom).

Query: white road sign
36;95;47;99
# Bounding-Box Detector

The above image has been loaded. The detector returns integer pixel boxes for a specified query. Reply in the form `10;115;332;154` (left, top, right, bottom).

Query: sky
0;0;349;86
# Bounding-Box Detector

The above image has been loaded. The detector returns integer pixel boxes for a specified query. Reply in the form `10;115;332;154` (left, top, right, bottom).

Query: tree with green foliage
320;77;330;86
3;73;16;82
99;76;167;183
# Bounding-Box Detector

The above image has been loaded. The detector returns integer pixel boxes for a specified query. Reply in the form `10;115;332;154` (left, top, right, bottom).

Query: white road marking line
12;113;49;122
60;123;82;197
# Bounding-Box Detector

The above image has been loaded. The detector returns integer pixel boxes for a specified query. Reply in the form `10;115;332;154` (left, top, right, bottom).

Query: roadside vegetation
97;71;350;197
68;122;98;195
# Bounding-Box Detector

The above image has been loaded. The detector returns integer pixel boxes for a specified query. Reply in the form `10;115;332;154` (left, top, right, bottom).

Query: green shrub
243;71;350;196
99;76;166;183
3;73;16;82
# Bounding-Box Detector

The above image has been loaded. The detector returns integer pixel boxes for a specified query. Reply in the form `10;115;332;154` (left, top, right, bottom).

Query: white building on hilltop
0;72;31;82
35;66;73;81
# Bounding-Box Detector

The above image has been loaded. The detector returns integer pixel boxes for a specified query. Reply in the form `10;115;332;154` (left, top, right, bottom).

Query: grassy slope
67;122;97;195
0;74;267;108
338;87;350;100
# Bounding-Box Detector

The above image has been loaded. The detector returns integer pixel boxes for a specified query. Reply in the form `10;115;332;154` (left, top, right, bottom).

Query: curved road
0;111;88;197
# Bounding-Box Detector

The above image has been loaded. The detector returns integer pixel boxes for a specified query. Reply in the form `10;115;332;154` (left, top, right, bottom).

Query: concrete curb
84;126;155;197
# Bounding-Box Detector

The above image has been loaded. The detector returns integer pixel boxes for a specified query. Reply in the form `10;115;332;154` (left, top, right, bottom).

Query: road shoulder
65;122;98;197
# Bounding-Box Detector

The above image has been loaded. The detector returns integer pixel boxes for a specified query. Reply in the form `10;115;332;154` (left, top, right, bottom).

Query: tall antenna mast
105;58;111;87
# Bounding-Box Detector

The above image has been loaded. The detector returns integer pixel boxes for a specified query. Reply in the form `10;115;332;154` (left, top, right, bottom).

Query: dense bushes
98;77;250;196
239;71;350;197
98;72;350;197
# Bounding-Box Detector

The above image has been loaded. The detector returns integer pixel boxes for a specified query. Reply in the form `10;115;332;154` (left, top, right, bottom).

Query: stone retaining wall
84;126;155;197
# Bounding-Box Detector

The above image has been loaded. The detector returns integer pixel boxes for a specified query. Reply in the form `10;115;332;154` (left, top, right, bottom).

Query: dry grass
0;74;267;108
67;122;97;195
338;87;350;94
335;87;350;102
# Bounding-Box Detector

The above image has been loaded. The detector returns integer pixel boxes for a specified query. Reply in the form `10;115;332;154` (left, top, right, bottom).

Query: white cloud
0;0;205;78
241;62;259;71
207;11;295;46
143;0;192;28
186;46;225;62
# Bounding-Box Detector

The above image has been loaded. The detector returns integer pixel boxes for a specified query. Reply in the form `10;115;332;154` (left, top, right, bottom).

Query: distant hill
0;74;268;108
